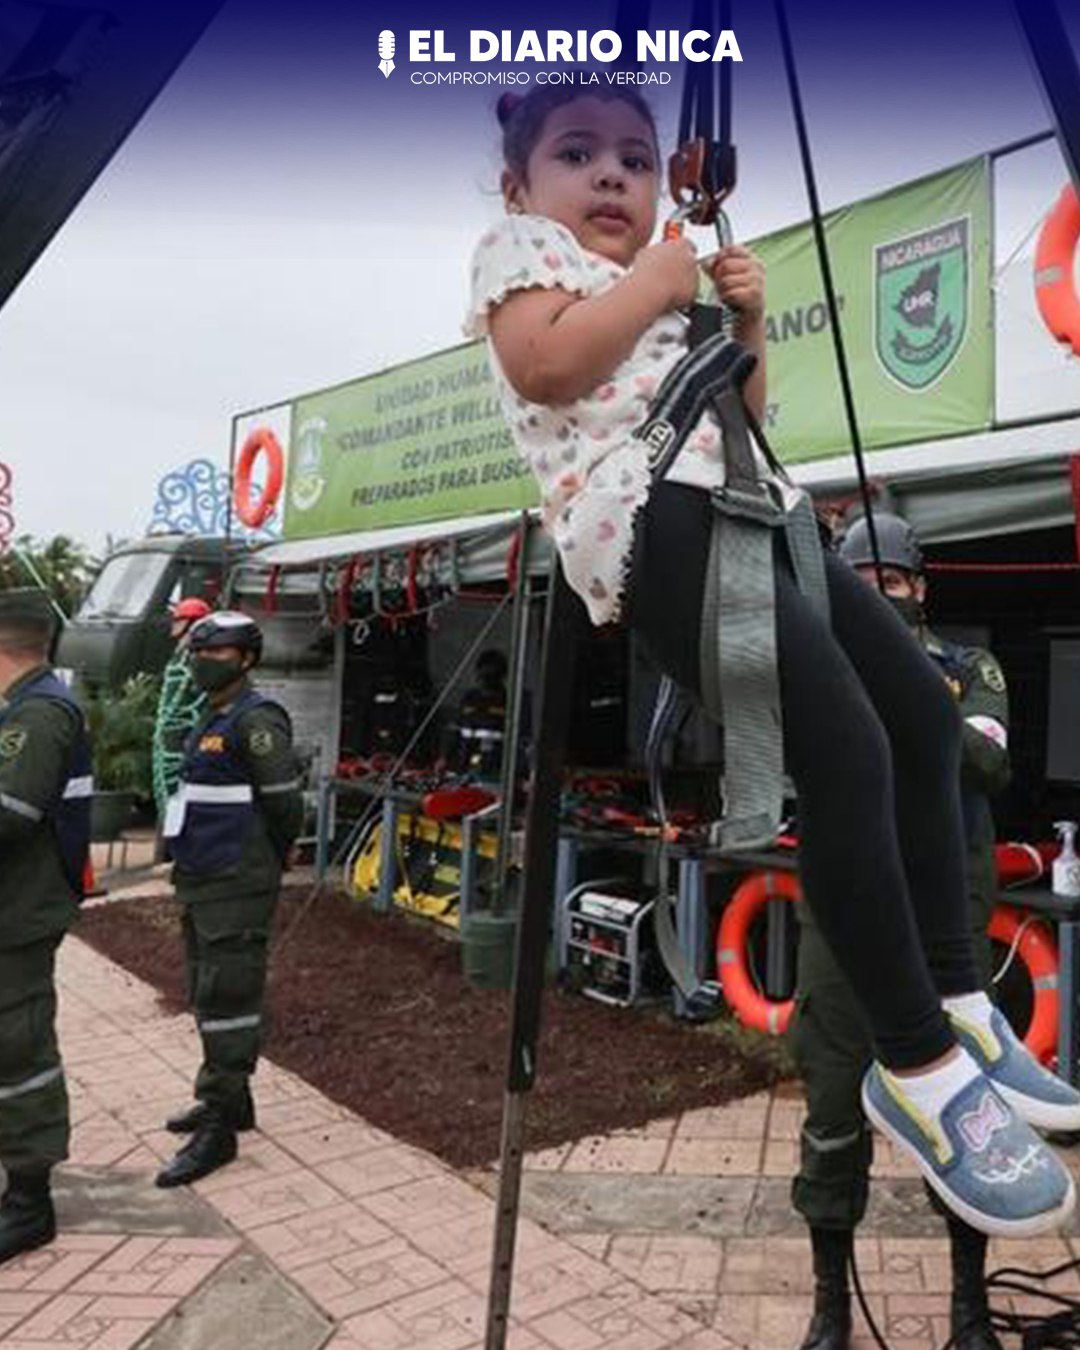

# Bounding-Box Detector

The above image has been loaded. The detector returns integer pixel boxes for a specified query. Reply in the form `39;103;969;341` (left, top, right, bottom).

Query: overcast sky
0;0;1074;553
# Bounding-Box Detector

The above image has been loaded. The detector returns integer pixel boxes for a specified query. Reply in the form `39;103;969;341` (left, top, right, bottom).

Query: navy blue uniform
166;683;302;1125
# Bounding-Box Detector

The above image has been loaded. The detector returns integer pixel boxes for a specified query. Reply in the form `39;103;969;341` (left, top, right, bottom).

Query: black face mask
886;594;923;628
191;655;246;693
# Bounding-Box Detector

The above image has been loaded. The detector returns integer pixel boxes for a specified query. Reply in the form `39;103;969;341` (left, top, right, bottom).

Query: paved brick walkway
5;932;1078;1349
0;939;745;1350
515;1101;1080;1349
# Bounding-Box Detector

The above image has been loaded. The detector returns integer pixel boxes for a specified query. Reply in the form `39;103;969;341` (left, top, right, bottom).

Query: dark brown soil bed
76;887;787;1168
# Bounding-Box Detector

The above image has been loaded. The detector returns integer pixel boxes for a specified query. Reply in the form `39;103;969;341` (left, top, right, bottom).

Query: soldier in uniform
0;588;91;1263
792;514;1011;1350
157;611;303;1187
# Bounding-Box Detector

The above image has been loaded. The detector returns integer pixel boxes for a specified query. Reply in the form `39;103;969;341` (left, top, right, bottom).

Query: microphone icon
378;30;395;78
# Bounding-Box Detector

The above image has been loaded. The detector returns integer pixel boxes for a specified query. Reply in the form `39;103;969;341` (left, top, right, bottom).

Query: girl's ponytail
496;92;522;126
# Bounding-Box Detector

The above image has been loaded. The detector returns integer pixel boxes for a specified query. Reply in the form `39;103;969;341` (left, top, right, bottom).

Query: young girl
466;85;1080;1236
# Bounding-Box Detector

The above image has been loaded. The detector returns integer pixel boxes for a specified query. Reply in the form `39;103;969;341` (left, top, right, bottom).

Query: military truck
56;535;239;688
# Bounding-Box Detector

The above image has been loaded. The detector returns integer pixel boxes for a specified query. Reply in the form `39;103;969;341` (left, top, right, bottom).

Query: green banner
753;158;992;462
281;159;992;541
283;344;538;540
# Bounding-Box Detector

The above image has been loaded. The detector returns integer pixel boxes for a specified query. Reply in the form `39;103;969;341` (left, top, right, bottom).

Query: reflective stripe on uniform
63;775;94;799
801;1126;865;1154
180;785;254;805
964;714;1008;749
0;792;43;822
199;1014;261;1034
258;778;302;796
0;1065;63;1100
460;729;503;742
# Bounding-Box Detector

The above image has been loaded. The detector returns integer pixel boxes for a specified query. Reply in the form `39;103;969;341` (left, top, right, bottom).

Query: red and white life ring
233;428;285;529
716;870;801;1035
989;903;1059;1067
1034;185;1080;358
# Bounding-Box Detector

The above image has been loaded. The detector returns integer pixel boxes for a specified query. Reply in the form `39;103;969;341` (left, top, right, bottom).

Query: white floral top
466;214;782;626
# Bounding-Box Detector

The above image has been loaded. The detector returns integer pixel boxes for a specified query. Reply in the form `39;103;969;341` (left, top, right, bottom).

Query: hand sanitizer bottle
1052;821;1080;898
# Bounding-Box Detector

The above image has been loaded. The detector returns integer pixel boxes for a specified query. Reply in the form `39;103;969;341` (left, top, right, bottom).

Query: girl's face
503;97;659;267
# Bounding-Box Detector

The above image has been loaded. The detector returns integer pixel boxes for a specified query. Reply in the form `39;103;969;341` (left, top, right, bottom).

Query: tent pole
484;564;584;1350
493;513;533;915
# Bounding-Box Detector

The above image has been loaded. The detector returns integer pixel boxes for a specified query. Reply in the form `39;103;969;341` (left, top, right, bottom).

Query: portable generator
559;884;667;1007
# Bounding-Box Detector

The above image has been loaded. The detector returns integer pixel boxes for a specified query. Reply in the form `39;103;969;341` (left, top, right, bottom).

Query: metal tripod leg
484;566;584;1350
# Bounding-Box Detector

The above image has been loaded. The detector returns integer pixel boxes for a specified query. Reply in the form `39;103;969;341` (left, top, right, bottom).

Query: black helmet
840;512;923;575
187;610;263;663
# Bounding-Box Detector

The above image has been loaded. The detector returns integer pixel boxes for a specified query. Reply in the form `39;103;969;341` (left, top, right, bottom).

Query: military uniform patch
249;728;274;757
978;658;1006;694
0;727;27;759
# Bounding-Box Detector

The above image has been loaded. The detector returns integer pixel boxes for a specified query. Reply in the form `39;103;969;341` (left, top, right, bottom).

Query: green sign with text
281;159;993;540
752;157;992;461
283;344;538;540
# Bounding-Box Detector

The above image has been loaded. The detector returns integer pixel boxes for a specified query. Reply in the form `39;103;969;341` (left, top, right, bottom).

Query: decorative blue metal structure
148;457;279;542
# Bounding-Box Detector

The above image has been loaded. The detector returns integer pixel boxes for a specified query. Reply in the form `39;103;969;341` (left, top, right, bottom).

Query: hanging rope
772;0;885;591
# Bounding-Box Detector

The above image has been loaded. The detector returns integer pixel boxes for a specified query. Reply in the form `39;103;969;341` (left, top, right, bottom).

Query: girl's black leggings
628;483;976;1070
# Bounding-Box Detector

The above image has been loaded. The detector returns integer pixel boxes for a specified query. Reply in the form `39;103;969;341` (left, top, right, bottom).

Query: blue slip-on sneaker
949;1005;1080;1132
862;1062;1075;1238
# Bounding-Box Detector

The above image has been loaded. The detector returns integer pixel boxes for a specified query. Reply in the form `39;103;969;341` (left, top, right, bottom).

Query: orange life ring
234;428;284;529
989;903;1059;1067
716;870;801;1035
1034;185;1080;357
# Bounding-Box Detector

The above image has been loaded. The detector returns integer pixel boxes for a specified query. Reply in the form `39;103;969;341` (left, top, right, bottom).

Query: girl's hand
708;245;766;321
633;237;700;311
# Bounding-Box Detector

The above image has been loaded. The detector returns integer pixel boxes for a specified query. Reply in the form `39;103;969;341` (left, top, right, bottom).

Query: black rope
718;0;732;152
676;0;736;202
771;0;885;589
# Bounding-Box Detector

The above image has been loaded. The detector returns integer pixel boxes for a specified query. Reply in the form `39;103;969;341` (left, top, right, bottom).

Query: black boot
155;1118;237;1188
165;1090;255;1135
0;1168;56;1265
948;1215;1004;1350
798;1227;853;1350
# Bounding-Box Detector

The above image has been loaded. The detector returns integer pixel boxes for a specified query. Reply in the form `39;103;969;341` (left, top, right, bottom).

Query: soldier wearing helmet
791;512;1011;1350
157;611;303;1188
152;597;214;821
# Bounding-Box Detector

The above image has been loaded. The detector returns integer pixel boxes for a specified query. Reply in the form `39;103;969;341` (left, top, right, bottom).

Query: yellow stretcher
351;811;499;930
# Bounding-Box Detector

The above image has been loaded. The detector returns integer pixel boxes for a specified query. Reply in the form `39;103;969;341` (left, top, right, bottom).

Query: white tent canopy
790;416;1080;544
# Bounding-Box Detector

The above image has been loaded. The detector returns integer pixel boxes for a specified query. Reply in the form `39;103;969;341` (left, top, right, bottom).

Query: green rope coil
152;656;206;819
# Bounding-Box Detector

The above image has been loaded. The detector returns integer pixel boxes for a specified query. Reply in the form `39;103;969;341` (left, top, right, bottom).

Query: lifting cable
772;0;885;589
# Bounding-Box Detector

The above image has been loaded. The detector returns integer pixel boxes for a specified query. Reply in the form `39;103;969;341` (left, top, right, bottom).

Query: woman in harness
465;84;1080;1238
